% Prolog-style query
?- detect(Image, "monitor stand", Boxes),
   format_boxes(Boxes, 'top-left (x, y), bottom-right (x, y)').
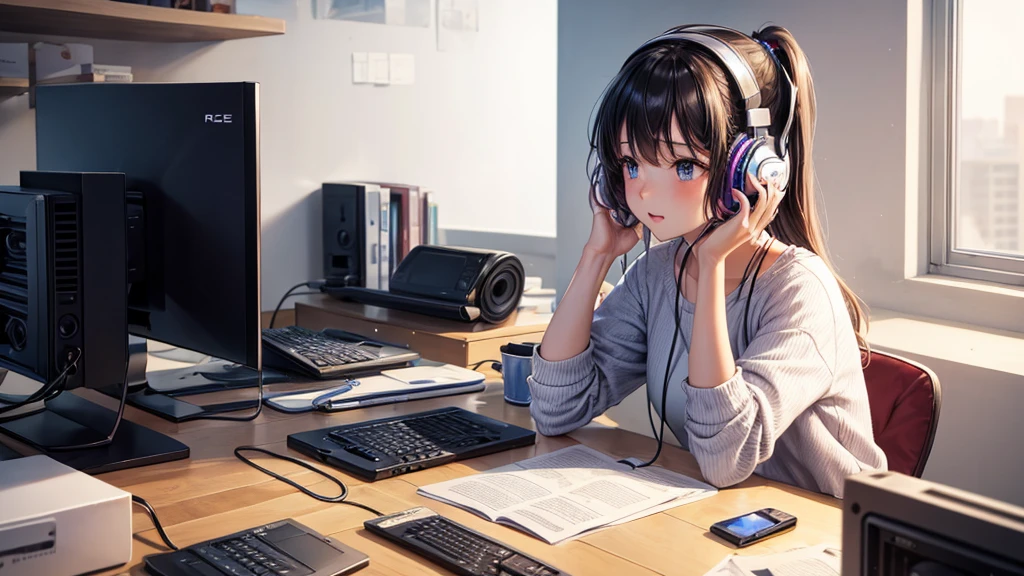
top-left (0, 393), bottom-right (189, 474)
top-left (97, 336), bottom-right (283, 423)
top-left (0, 337), bottom-right (189, 474)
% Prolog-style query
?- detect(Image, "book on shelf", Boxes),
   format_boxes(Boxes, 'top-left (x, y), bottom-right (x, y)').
top-left (42, 63), bottom-right (132, 80)
top-left (422, 189), bottom-right (439, 245)
top-left (37, 73), bottom-right (133, 85)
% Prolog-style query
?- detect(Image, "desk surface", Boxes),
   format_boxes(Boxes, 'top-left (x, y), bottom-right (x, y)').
top-left (32, 373), bottom-right (842, 576)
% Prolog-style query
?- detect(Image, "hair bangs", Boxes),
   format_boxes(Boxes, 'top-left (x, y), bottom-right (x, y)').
top-left (591, 44), bottom-right (735, 212)
top-left (603, 47), bottom-right (720, 168)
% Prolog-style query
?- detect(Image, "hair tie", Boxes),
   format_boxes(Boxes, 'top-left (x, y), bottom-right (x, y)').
top-left (757, 38), bottom-right (784, 68)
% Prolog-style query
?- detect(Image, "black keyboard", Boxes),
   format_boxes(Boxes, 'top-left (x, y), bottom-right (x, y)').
top-left (288, 407), bottom-right (536, 481)
top-left (364, 508), bottom-right (568, 576)
top-left (329, 409), bottom-right (498, 460)
top-left (261, 326), bottom-right (419, 379)
top-left (144, 519), bottom-right (368, 576)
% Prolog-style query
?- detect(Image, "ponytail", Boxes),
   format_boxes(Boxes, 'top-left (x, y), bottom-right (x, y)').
top-left (755, 26), bottom-right (870, 355)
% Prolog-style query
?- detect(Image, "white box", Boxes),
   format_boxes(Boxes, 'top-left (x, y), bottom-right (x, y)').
top-left (34, 43), bottom-right (94, 80)
top-left (0, 455), bottom-right (132, 576)
top-left (0, 43), bottom-right (29, 79)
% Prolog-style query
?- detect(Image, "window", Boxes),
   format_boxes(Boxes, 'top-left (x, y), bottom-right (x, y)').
top-left (930, 0), bottom-right (1024, 286)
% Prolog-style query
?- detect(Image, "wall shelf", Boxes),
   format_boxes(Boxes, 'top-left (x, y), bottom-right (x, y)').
top-left (0, 0), bottom-right (285, 43)
top-left (0, 77), bottom-right (30, 100)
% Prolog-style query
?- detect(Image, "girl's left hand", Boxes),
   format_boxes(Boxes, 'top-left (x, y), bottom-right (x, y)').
top-left (698, 174), bottom-right (784, 264)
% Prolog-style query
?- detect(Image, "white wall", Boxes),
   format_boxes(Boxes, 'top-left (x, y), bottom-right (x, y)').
top-left (557, 0), bottom-right (1024, 506)
top-left (0, 0), bottom-right (558, 309)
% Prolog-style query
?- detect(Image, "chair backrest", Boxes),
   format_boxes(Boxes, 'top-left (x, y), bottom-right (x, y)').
top-left (861, 349), bottom-right (941, 477)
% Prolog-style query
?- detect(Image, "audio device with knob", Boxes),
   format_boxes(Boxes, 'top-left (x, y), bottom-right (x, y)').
top-left (323, 245), bottom-right (525, 324)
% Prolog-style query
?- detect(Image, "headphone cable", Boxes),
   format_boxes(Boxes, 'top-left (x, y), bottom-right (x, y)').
top-left (743, 238), bottom-right (775, 348)
top-left (638, 222), bottom-right (715, 468)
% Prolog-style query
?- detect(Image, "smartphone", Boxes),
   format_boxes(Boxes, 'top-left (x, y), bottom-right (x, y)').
top-left (710, 508), bottom-right (797, 547)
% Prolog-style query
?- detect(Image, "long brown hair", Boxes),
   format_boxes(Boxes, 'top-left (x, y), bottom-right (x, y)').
top-left (589, 24), bottom-right (869, 349)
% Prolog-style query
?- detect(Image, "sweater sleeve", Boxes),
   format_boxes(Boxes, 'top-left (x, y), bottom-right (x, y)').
top-left (527, 257), bottom-right (649, 437)
top-left (682, 270), bottom-right (840, 488)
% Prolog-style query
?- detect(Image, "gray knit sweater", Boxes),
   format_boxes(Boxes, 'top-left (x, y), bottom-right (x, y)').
top-left (527, 238), bottom-right (887, 498)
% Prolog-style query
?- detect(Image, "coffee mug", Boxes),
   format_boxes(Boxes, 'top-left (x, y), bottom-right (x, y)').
top-left (500, 342), bottom-right (535, 406)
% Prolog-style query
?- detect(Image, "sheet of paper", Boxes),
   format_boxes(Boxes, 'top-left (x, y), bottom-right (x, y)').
top-left (388, 53), bottom-right (415, 85)
top-left (368, 52), bottom-right (389, 84)
top-left (352, 52), bottom-right (369, 84)
top-left (704, 544), bottom-right (842, 576)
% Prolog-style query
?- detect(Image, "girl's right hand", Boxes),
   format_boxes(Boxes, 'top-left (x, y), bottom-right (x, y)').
top-left (584, 202), bottom-right (643, 259)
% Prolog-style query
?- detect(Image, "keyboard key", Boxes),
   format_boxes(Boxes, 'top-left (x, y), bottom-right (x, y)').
top-left (263, 326), bottom-right (400, 377)
top-left (146, 519), bottom-right (363, 576)
top-left (184, 557), bottom-right (224, 576)
top-left (365, 508), bottom-right (567, 576)
top-left (195, 546), bottom-right (251, 576)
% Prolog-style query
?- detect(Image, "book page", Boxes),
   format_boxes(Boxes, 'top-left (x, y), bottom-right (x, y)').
top-left (417, 445), bottom-right (717, 544)
top-left (705, 545), bottom-right (842, 576)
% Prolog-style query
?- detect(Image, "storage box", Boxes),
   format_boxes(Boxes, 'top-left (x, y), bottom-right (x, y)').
top-left (0, 455), bottom-right (131, 576)
top-left (296, 294), bottom-right (549, 367)
top-left (35, 43), bottom-right (94, 80)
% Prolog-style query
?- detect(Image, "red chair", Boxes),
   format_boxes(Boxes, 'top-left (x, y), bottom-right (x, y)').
top-left (861, 349), bottom-right (942, 478)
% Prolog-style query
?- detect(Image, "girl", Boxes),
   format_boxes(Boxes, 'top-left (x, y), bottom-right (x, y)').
top-left (527, 24), bottom-right (886, 498)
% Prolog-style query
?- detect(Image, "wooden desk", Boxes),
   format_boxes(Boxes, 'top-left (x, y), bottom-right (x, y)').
top-left (296, 294), bottom-right (550, 368)
top-left (16, 377), bottom-right (843, 576)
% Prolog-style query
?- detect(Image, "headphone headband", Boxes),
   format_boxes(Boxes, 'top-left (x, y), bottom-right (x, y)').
top-left (624, 25), bottom-right (797, 157)
top-left (594, 24), bottom-right (800, 227)
top-left (627, 29), bottom-right (763, 115)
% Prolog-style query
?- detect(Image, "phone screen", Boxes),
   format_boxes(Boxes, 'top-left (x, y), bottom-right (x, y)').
top-left (724, 512), bottom-right (775, 537)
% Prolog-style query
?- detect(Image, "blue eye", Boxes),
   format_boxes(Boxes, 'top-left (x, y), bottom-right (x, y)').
top-left (677, 160), bottom-right (696, 181)
top-left (622, 158), bottom-right (639, 179)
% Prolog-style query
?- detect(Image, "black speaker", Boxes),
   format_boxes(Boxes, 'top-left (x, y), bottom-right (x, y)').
top-left (323, 182), bottom-right (382, 289)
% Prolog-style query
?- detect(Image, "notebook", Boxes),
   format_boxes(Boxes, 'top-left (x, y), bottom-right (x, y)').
top-left (264, 364), bottom-right (486, 413)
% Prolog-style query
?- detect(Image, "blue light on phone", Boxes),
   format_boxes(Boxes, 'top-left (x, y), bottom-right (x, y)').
top-left (725, 513), bottom-right (774, 537)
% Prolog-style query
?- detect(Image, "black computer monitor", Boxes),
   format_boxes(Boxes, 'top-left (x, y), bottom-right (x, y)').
top-left (34, 82), bottom-right (262, 371)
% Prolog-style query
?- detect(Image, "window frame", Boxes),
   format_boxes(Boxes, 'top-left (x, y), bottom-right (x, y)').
top-left (928, 0), bottom-right (1024, 286)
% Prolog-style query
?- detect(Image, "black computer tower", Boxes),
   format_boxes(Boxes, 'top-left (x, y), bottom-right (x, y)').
top-left (0, 171), bottom-right (126, 390)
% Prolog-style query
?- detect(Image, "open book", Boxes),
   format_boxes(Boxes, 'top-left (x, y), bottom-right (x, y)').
top-left (417, 444), bottom-right (717, 544)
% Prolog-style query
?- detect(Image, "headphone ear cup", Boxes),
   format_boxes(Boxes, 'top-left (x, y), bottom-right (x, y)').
top-left (592, 164), bottom-right (639, 228)
top-left (592, 164), bottom-right (614, 210)
top-left (720, 134), bottom-right (757, 216)
top-left (744, 140), bottom-right (789, 198)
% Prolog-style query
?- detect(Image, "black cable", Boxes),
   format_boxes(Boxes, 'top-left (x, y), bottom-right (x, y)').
top-left (636, 233), bottom-right (775, 469)
top-left (49, 352), bottom-right (131, 451)
top-left (737, 238), bottom-right (762, 304)
top-left (175, 368), bottom-right (264, 422)
top-left (742, 238), bottom-right (775, 349)
top-left (0, 348), bottom-right (81, 416)
top-left (132, 495), bottom-right (179, 551)
top-left (234, 446), bottom-right (385, 517)
top-left (469, 358), bottom-right (501, 371)
top-left (270, 281), bottom-right (325, 329)
top-left (638, 223), bottom-right (716, 468)
top-left (640, 239), bottom-right (694, 467)
top-left (173, 280), bottom-right (327, 422)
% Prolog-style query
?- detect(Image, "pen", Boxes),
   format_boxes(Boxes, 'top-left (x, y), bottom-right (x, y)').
top-left (311, 380), bottom-right (358, 409)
